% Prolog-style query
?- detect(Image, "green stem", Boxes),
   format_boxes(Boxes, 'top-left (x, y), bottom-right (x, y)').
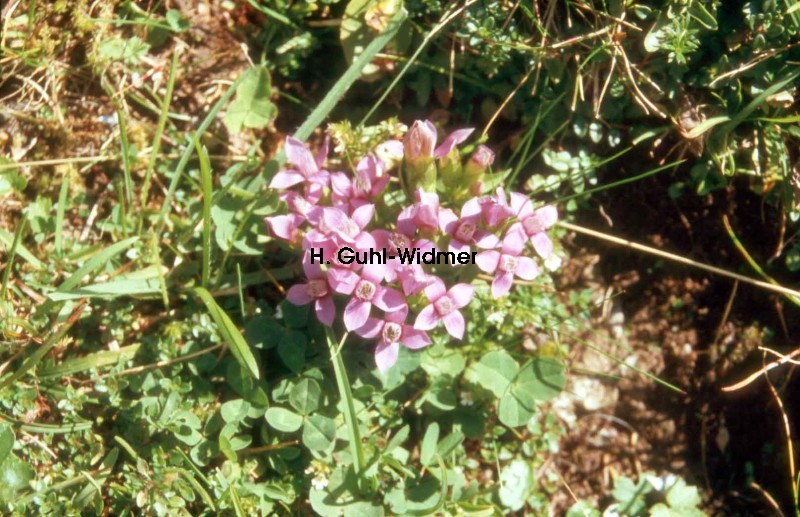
top-left (325, 328), bottom-right (365, 476)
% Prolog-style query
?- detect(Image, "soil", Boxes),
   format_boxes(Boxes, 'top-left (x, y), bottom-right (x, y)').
top-left (552, 157), bottom-right (800, 515)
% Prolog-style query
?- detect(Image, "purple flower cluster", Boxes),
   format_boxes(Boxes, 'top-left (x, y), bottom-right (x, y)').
top-left (265, 120), bottom-right (558, 372)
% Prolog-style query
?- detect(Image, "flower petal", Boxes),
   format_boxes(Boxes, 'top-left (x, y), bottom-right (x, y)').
top-left (448, 283), bottom-right (475, 308)
top-left (433, 128), bottom-right (474, 158)
top-left (501, 225), bottom-right (526, 256)
top-left (344, 299), bottom-right (371, 331)
top-left (315, 296), bottom-right (336, 326)
top-left (515, 257), bottom-right (540, 280)
top-left (442, 310), bottom-right (465, 339)
top-left (424, 277), bottom-right (447, 302)
top-left (269, 169), bottom-right (306, 189)
top-left (414, 304), bottom-right (440, 331)
top-left (375, 340), bottom-right (400, 373)
top-left (287, 284), bottom-right (313, 305)
top-left (401, 327), bottom-right (431, 349)
top-left (284, 136), bottom-right (318, 178)
top-left (373, 286), bottom-right (407, 313)
top-left (531, 232), bottom-right (554, 259)
top-left (475, 250), bottom-right (500, 273)
top-left (351, 204), bottom-right (375, 230)
top-left (355, 317), bottom-right (383, 339)
top-left (536, 205), bottom-right (558, 228)
top-left (491, 272), bottom-right (514, 298)
top-left (327, 268), bottom-right (359, 294)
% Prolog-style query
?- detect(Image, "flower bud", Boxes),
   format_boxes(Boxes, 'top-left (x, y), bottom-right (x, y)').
top-left (465, 145), bottom-right (494, 178)
top-left (403, 120), bottom-right (438, 192)
top-left (404, 120), bottom-right (437, 165)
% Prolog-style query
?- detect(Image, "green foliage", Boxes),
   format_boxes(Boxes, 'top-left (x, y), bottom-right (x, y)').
top-left (223, 66), bottom-right (278, 134)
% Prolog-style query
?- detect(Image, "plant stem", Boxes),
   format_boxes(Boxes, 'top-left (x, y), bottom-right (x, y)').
top-left (325, 328), bottom-right (365, 476)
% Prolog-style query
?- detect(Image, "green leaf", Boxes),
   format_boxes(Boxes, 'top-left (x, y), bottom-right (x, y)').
top-left (221, 399), bottom-right (252, 424)
top-left (0, 424), bottom-right (14, 465)
top-left (510, 357), bottom-right (566, 408)
top-left (497, 393), bottom-right (534, 428)
top-left (0, 455), bottom-right (34, 503)
top-left (0, 159), bottom-right (26, 195)
top-left (98, 36), bottom-right (150, 65)
top-left (302, 414), bottom-right (336, 453)
top-left (223, 66), bottom-right (277, 134)
top-left (436, 430), bottom-right (464, 458)
top-left (419, 422), bottom-right (439, 467)
top-left (193, 287), bottom-right (260, 379)
top-left (665, 478), bottom-right (702, 509)
top-left (465, 350), bottom-right (519, 397)
top-left (278, 330), bottom-right (307, 373)
top-left (787, 244), bottom-right (800, 272)
top-left (498, 460), bottom-right (532, 512)
top-left (289, 378), bottom-right (321, 415)
top-left (265, 407), bottom-right (303, 433)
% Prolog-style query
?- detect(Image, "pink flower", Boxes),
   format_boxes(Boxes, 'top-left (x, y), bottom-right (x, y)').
top-left (328, 263), bottom-right (407, 331)
top-left (265, 214), bottom-right (305, 245)
top-left (509, 193), bottom-right (558, 259)
top-left (466, 144), bottom-right (495, 172)
top-left (330, 154), bottom-right (390, 208)
top-left (356, 308), bottom-right (431, 372)
top-left (281, 182), bottom-right (323, 217)
top-left (286, 253), bottom-right (336, 326)
top-left (475, 188), bottom-right (515, 228)
top-left (475, 226), bottom-right (539, 298)
top-left (304, 205), bottom-right (375, 249)
top-left (434, 128), bottom-right (474, 159)
top-left (372, 228), bottom-right (436, 295)
top-left (404, 120), bottom-right (438, 165)
top-left (269, 137), bottom-right (331, 189)
top-left (397, 189), bottom-right (442, 235)
top-left (414, 278), bottom-right (474, 340)
top-left (439, 199), bottom-right (500, 254)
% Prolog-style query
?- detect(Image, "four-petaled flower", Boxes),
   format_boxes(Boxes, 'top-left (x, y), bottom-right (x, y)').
top-left (286, 253), bottom-right (336, 326)
top-left (328, 263), bottom-right (407, 331)
top-left (414, 279), bottom-right (474, 340)
top-left (269, 136), bottom-right (331, 189)
top-left (356, 308), bottom-right (432, 372)
top-left (508, 192), bottom-right (558, 259)
top-left (476, 226), bottom-right (540, 298)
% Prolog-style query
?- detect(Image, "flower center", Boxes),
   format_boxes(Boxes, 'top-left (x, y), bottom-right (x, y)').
top-left (355, 280), bottom-right (377, 301)
top-left (434, 296), bottom-right (454, 316)
top-left (388, 232), bottom-right (410, 250)
top-left (499, 254), bottom-right (518, 273)
top-left (306, 279), bottom-right (328, 298)
top-left (382, 322), bottom-right (402, 343)
top-left (454, 221), bottom-right (475, 241)
top-left (523, 215), bottom-right (545, 235)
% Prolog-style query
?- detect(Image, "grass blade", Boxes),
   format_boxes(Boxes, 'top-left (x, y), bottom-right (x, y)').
top-left (295, 8), bottom-right (407, 140)
top-left (141, 50), bottom-right (179, 208)
top-left (193, 287), bottom-right (260, 379)
top-left (55, 174), bottom-right (69, 254)
top-left (155, 73), bottom-right (246, 236)
top-left (0, 217), bottom-right (26, 303)
top-left (0, 301), bottom-right (87, 390)
top-left (0, 228), bottom-right (42, 270)
top-left (195, 138), bottom-right (213, 288)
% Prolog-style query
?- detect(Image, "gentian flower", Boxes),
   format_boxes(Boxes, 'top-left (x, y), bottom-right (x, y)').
top-left (508, 193), bottom-right (558, 259)
top-left (330, 153), bottom-right (390, 208)
top-left (397, 189), bottom-right (442, 235)
top-left (328, 263), bottom-right (407, 331)
top-left (286, 253), bottom-right (336, 325)
top-left (475, 226), bottom-right (540, 298)
top-left (439, 199), bottom-right (500, 254)
top-left (356, 307), bottom-right (431, 373)
top-left (414, 278), bottom-right (474, 340)
top-left (269, 136), bottom-right (331, 189)
top-left (265, 214), bottom-right (305, 245)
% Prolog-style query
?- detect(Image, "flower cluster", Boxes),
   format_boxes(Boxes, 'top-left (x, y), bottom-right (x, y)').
top-left (265, 121), bottom-right (558, 372)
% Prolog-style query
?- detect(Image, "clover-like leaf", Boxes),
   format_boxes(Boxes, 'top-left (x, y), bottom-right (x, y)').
top-left (223, 66), bottom-right (277, 134)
